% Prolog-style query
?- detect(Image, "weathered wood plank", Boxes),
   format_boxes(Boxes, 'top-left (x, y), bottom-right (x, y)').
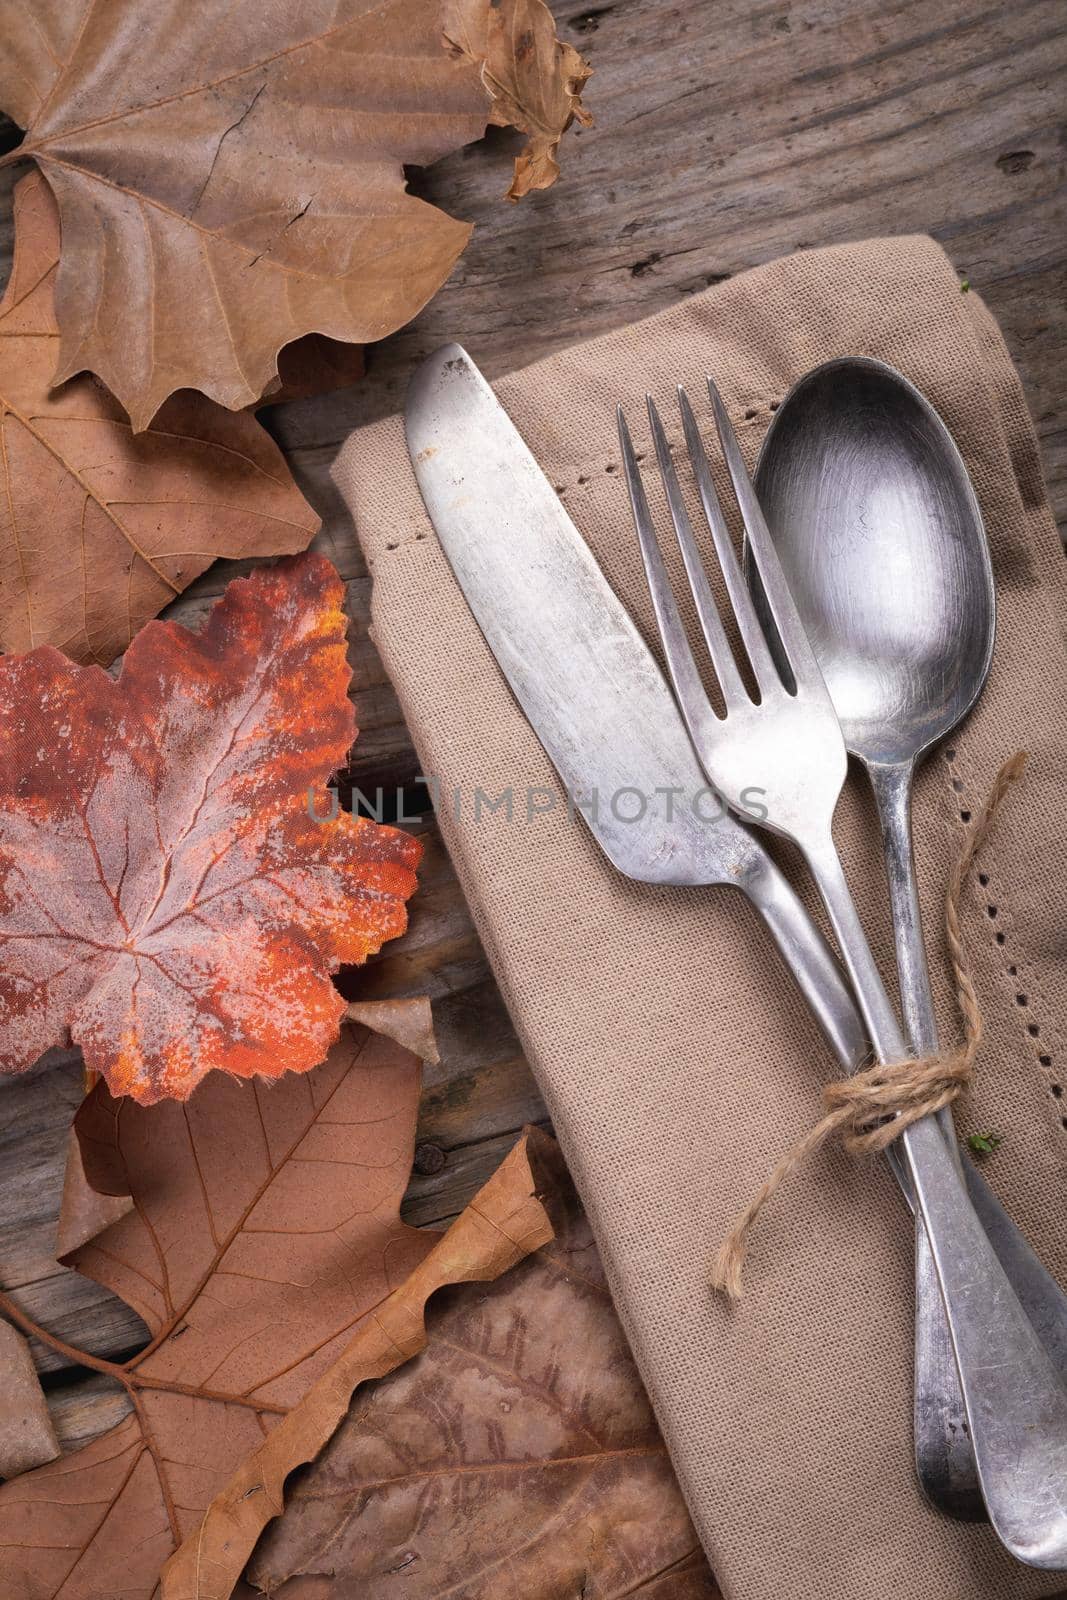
top-left (0, 0), bottom-right (1064, 1451)
top-left (403, 1124), bottom-right (552, 1228)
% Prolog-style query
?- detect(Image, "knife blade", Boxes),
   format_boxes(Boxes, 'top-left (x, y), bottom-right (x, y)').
top-left (405, 343), bottom-right (759, 890)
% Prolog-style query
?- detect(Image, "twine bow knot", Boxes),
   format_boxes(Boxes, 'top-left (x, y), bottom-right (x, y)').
top-left (711, 751), bottom-right (1027, 1300)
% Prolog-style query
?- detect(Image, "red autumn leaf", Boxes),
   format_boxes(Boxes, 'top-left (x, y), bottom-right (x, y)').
top-left (0, 552), bottom-right (419, 1104)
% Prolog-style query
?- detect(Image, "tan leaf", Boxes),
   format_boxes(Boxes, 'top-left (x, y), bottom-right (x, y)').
top-left (245, 1130), bottom-right (719, 1599)
top-left (259, 335), bottom-right (366, 409)
top-left (0, 1319), bottom-right (59, 1479)
top-left (346, 997), bottom-right (440, 1065)
top-left (0, 170), bottom-right (318, 664)
top-left (443, 0), bottom-right (593, 199)
top-left (54, 1124), bottom-right (134, 1259)
top-left (0, 1), bottom-right (586, 428)
top-left (161, 1133), bottom-right (553, 1599)
top-left (0, 1019), bottom-right (438, 1596)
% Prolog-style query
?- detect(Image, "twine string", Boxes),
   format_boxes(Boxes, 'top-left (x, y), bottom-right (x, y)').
top-left (711, 750), bottom-right (1029, 1300)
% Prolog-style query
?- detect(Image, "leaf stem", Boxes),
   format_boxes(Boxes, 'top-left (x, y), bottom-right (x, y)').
top-left (0, 1287), bottom-right (116, 1378)
top-left (0, 1289), bottom-right (286, 1414)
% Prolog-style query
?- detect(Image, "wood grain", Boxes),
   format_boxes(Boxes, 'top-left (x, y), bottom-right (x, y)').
top-left (1, 0), bottom-right (1064, 1458)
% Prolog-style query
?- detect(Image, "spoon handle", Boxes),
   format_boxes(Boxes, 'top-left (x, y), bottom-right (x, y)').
top-left (867, 761), bottom-right (950, 1067)
top-left (871, 757), bottom-right (1067, 1532)
top-left (867, 759), bottom-right (983, 1515)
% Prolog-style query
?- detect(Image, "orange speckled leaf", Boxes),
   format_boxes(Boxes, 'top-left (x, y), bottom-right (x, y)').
top-left (0, 552), bottom-right (419, 1103)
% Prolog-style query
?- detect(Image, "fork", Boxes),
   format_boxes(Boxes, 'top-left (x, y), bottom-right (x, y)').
top-left (617, 380), bottom-right (1067, 1568)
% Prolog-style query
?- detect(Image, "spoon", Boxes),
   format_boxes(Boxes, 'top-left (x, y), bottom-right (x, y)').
top-left (752, 356), bottom-right (1067, 1521)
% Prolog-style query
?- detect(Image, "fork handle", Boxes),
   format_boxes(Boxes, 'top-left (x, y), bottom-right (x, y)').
top-left (755, 845), bottom-right (988, 1518)
top-left (801, 826), bottom-right (1067, 1568)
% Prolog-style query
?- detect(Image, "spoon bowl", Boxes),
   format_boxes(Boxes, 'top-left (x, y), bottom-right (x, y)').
top-left (754, 358), bottom-right (994, 764)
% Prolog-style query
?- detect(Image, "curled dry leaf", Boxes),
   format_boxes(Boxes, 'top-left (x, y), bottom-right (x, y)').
top-left (346, 997), bottom-right (440, 1066)
top-left (161, 1133), bottom-right (554, 1600)
top-left (0, 1319), bottom-right (59, 1480)
top-left (443, 0), bottom-right (594, 199)
top-left (259, 336), bottom-right (366, 410)
top-left (246, 1130), bottom-right (718, 1599)
top-left (0, 0), bottom-right (589, 428)
top-left (0, 552), bottom-right (419, 1104)
top-left (0, 170), bottom-right (319, 665)
top-left (0, 1017), bottom-right (437, 1598)
top-left (54, 1123), bottom-right (134, 1259)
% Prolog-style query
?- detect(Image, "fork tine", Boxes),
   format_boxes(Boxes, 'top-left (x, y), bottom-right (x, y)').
top-left (677, 388), bottom-right (782, 699)
top-left (645, 398), bottom-right (747, 708)
top-left (617, 406), bottom-right (724, 748)
top-left (704, 377), bottom-right (825, 691)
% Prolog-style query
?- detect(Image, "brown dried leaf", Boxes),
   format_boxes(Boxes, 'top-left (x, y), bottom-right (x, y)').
top-left (0, 1319), bottom-right (59, 1479)
top-left (0, 171), bottom-right (318, 665)
top-left (54, 1123), bottom-right (134, 1259)
top-left (0, 552), bottom-right (419, 1104)
top-left (443, 0), bottom-right (593, 199)
top-left (0, 1018), bottom-right (438, 1596)
top-left (346, 998), bottom-right (440, 1065)
top-left (0, 0), bottom-right (587, 428)
top-left (245, 1131), bottom-right (719, 1600)
top-left (161, 1133), bottom-right (554, 1599)
top-left (259, 337), bottom-right (366, 410)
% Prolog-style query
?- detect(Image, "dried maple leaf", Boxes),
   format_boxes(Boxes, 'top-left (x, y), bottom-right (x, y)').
top-left (162, 1132), bottom-right (554, 1599)
top-left (443, 0), bottom-right (594, 199)
top-left (0, 170), bottom-right (319, 665)
top-left (0, 1032), bottom-right (549, 1600)
top-left (239, 1133), bottom-right (720, 1600)
top-left (0, 0), bottom-right (589, 429)
top-left (0, 551), bottom-right (419, 1104)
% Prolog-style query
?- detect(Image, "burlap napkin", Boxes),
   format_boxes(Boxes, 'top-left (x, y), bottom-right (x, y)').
top-left (333, 236), bottom-right (1067, 1600)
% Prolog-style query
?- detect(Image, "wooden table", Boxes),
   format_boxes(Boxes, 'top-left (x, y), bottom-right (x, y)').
top-left (1, 0), bottom-right (1065, 1456)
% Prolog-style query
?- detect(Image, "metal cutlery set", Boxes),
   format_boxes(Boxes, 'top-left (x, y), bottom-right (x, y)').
top-left (405, 344), bottom-right (1067, 1566)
